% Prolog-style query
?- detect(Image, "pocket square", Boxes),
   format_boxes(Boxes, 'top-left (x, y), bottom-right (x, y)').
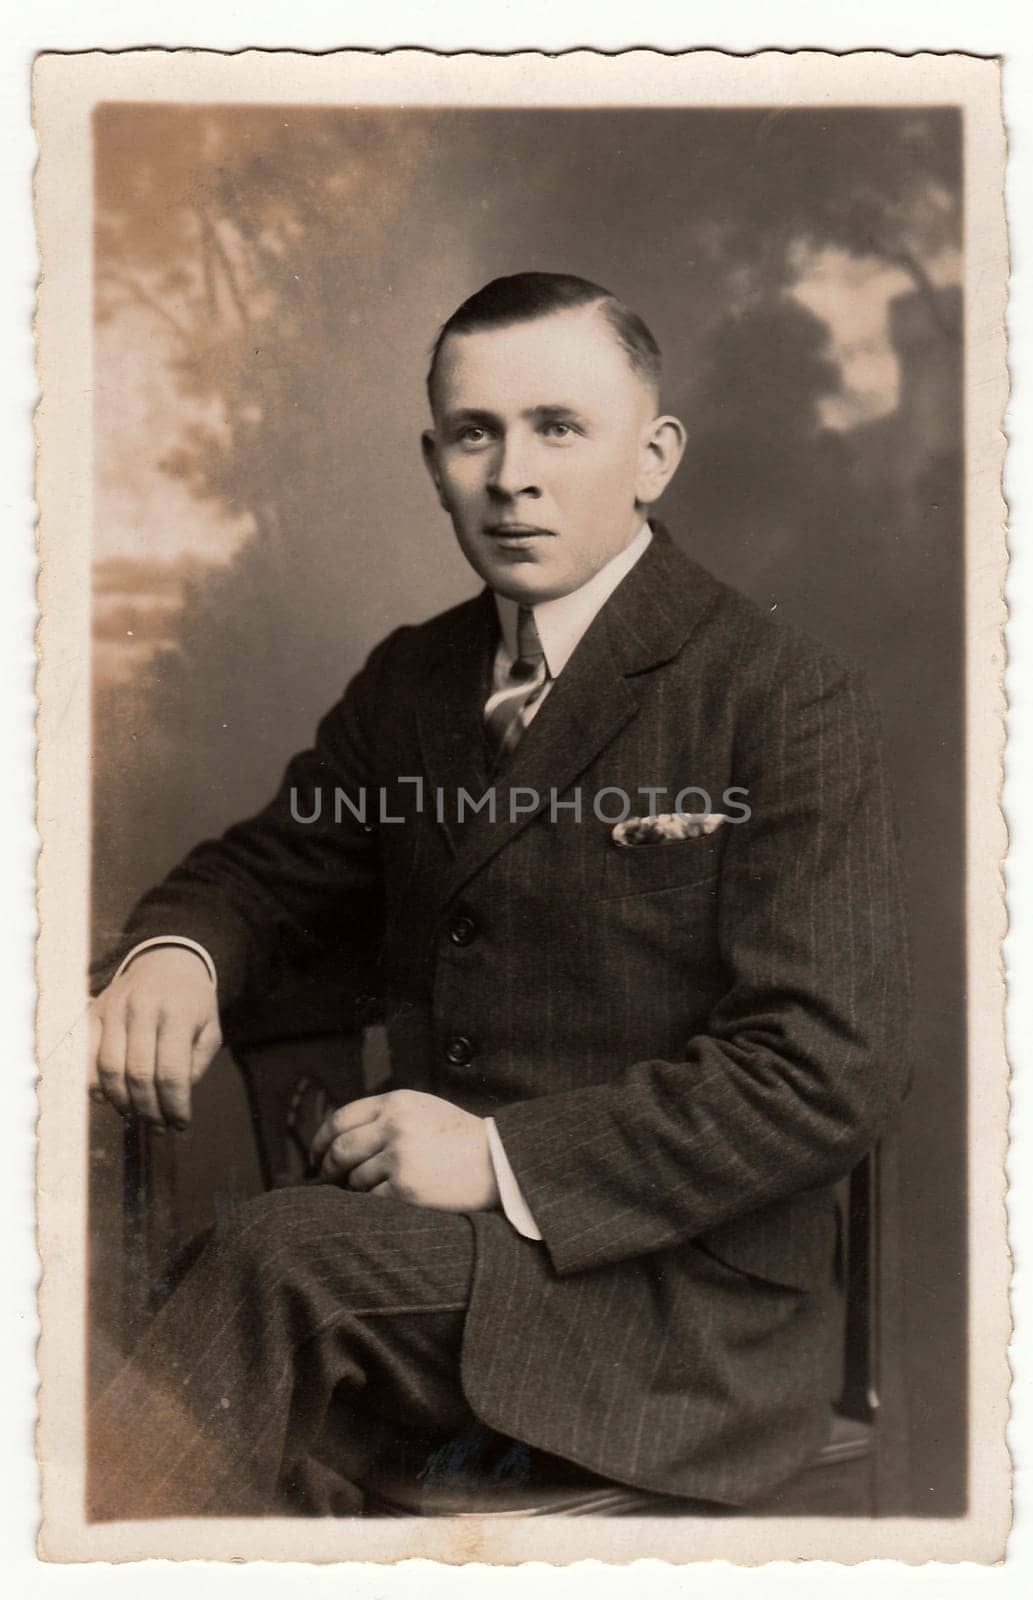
top-left (611, 812), bottom-right (728, 847)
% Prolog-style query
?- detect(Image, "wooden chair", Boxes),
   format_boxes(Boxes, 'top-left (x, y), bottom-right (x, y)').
top-left (229, 1027), bottom-right (908, 1518)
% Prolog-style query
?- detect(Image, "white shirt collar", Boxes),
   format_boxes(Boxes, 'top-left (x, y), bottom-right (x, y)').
top-left (493, 521), bottom-right (653, 678)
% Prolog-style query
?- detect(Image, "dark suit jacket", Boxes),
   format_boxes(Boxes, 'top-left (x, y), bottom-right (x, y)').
top-left (98, 525), bottom-right (911, 1505)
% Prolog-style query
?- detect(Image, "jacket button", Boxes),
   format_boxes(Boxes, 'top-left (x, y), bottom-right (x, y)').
top-left (445, 1035), bottom-right (473, 1066)
top-left (449, 914), bottom-right (476, 947)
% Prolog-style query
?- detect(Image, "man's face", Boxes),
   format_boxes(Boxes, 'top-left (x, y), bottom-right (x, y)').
top-left (424, 307), bottom-right (664, 603)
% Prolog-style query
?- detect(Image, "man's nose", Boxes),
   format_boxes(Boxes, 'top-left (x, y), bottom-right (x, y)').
top-left (488, 436), bottom-right (541, 499)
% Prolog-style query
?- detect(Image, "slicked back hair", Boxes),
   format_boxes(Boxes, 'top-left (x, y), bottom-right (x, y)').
top-left (426, 272), bottom-right (662, 410)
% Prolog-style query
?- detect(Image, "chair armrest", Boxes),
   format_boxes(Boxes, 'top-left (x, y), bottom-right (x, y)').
top-left (232, 1034), bottom-right (368, 1190)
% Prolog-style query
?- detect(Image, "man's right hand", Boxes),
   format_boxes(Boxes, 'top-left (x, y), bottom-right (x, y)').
top-left (88, 948), bottom-right (223, 1130)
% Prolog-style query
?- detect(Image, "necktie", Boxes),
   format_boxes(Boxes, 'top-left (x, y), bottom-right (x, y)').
top-left (484, 605), bottom-right (549, 769)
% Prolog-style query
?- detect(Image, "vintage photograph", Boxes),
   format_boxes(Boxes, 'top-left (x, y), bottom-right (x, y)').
top-left (34, 50), bottom-right (1009, 1563)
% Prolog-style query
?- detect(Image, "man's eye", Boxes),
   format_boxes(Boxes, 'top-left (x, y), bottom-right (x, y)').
top-left (458, 426), bottom-right (490, 445)
top-left (542, 422), bottom-right (575, 439)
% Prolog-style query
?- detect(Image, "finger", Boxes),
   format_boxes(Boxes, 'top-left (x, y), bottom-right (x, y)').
top-left (310, 1114), bottom-right (336, 1164)
top-left (319, 1123), bottom-right (388, 1183)
top-left (310, 1095), bottom-right (383, 1162)
top-left (191, 1015), bottom-right (223, 1079)
top-left (345, 1150), bottom-right (392, 1192)
top-left (180, 1018), bottom-right (222, 1127)
top-left (87, 1010), bottom-right (104, 1097)
top-left (370, 1181), bottom-right (393, 1197)
top-left (96, 1008), bottom-right (131, 1116)
top-left (154, 1017), bottom-right (195, 1129)
top-left (123, 1007), bottom-right (164, 1126)
top-left (336, 1122), bottom-right (389, 1172)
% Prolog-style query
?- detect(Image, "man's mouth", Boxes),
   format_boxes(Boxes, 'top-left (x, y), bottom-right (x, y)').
top-left (484, 523), bottom-right (556, 541)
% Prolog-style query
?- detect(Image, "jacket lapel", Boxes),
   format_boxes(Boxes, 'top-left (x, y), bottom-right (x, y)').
top-left (414, 589), bottom-right (498, 855)
top-left (434, 527), bottom-right (721, 905)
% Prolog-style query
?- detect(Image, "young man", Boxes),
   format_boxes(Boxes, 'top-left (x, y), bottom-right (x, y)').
top-left (88, 273), bottom-right (910, 1518)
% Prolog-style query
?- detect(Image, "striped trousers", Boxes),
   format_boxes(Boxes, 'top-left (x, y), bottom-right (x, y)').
top-left (88, 1186), bottom-right (482, 1519)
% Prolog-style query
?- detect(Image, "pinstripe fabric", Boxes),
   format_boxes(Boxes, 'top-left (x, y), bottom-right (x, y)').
top-left (95, 525), bottom-right (911, 1508)
top-left (88, 1188), bottom-right (479, 1519)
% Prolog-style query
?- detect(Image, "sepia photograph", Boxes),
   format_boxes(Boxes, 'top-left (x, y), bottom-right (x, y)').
top-left (33, 49), bottom-right (1009, 1564)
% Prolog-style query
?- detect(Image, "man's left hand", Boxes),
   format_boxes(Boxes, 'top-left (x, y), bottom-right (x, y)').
top-left (310, 1089), bottom-right (501, 1212)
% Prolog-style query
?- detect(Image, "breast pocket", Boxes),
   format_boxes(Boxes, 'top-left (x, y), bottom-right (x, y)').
top-left (601, 827), bottom-right (726, 900)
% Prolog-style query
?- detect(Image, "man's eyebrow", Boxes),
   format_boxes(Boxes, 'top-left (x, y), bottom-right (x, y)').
top-left (442, 407), bottom-right (500, 427)
top-left (529, 404), bottom-right (587, 421)
top-left (440, 403), bottom-right (590, 428)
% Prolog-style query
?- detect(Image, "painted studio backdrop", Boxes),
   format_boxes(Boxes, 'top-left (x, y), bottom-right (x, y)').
top-left (90, 105), bottom-right (964, 1511)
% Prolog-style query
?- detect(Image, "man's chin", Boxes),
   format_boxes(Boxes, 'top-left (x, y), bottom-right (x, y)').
top-left (485, 569), bottom-right (574, 604)
top-left (461, 547), bottom-right (571, 604)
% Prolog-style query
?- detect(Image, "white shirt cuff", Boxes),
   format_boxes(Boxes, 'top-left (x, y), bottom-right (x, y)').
top-left (485, 1117), bottom-right (542, 1241)
top-left (114, 936), bottom-right (218, 988)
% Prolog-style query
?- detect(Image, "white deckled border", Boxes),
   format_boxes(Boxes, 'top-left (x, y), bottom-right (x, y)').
top-left (33, 47), bottom-right (1010, 1565)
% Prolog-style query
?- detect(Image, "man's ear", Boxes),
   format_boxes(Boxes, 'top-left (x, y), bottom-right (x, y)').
top-left (421, 430), bottom-right (449, 511)
top-left (636, 415), bottom-right (687, 506)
